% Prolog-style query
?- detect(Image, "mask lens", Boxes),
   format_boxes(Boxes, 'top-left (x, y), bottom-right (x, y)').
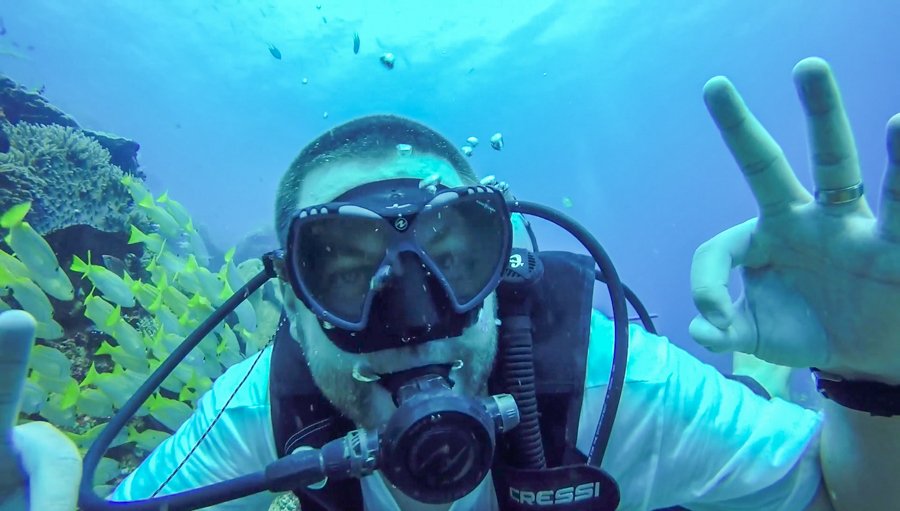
top-left (415, 195), bottom-right (508, 305)
top-left (293, 216), bottom-right (390, 323)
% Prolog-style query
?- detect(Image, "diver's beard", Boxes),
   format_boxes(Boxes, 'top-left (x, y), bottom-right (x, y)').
top-left (290, 294), bottom-right (499, 430)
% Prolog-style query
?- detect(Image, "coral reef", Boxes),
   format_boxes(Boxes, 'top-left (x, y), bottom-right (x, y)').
top-left (0, 75), bottom-right (141, 176)
top-left (0, 122), bottom-right (135, 235)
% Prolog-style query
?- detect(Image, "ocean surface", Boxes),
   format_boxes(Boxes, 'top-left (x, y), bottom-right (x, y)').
top-left (2, 0), bottom-right (899, 371)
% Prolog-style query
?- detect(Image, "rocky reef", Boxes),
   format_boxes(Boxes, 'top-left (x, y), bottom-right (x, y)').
top-left (0, 75), bottom-right (141, 176)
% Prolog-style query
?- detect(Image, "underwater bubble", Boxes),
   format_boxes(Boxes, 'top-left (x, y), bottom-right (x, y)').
top-left (490, 132), bottom-right (503, 151)
top-left (460, 145), bottom-right (473, 157)
top-left (396, 143), bottom-right (412, 156)
top-left (466, 136), bottom-right (479, 147)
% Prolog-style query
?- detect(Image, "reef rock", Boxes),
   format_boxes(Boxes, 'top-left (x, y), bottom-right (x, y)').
top-left (0, 76), bottom-right (141, 176)
top-left (0, 75), bottom-right (147, 238)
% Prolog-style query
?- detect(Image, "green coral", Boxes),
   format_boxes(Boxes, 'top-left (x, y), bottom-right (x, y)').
top-left (0, 121), bottom-right (133, 235)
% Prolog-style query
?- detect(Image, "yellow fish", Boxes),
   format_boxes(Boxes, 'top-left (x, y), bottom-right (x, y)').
top-left (40, 392), bottom-right (77, 429)
top-left (75, 388), bottom-right (114, 419)
top-left (65, 424), bottom-right (127, 451)
top-left (84, 292), bottom-right (117, 337)
top-left (95, 340), bottom-right (149, 374)
top-left (0, 263), bottom-right (54, 322)
top-left (145, 358), bottom-right (190, 394)
top-left (71, 252), bottom-right (136, 307)
top-left (121, 174), bottom-right (152, 204)
top-left (156, 191), bottom-right (192, 229)
top-left (146, 392), bottom-right (193, 431)
top-left (127, 224), bottom-right (165, 253)
top-left (1, 203), bottom-right (74, 300)
top-left (20, 379), bottom-right (47, 415)
top-left (126, 425), bottom-right (170, 452)
top-left (103, 305), bottom-right (146, 358)
top-left (138, 196), bottom-right (183, 239)
top-left (124, 274), bottom-right (160, 311)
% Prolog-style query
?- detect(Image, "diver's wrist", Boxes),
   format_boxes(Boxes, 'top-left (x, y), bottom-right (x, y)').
top-left (812, 368), bottom-right (900, 417)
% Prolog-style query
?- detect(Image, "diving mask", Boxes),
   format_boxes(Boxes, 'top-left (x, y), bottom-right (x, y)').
top-left (284, 178), bottom-right (512, 353)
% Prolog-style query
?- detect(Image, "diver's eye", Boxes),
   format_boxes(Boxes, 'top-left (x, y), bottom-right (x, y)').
top-left (337, 270), bottom-right (367, 286)
top-left (435, 252), bottom-right (456, 271)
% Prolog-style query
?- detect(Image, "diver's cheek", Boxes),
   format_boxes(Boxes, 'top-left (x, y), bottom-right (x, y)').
top-left (281, 285), bottom-right (308, 343)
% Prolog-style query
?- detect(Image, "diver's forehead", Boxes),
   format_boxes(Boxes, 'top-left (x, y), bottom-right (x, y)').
top-left (298, 154), bottom-right (465, 208)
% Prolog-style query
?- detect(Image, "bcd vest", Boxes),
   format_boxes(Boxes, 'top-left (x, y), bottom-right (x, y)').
top-left (268, 251), bottom-right (751, 510)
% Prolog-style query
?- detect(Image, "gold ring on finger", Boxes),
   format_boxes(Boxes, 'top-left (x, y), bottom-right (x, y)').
top-left (814, 182), bottom-right (864, 205)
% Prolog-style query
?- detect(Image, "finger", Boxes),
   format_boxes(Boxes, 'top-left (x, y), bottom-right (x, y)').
top-left (690, 218), bottom-right (758, 329)
top-left (877, 113), bottom-right (900, 241)
top-left (704, 76), bottom-right (812, 216)
top-left (793, 58), bottom-right (866, 203)
top-left (13, 422), bottom-right (82, 511)
top-left (0, 311), bottom-right (35, 496)
top-left (688, 307), bottom-right (757, 355)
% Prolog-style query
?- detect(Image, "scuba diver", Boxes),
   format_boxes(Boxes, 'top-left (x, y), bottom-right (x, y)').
top-left (1, 57), bottom-right (899, 511)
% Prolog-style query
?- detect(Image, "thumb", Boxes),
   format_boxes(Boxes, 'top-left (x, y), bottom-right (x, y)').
top-left (688, 295), bottom-right (759, 354)
top-left (14, 422), bottom-right (82, 511)
top-left (0, 310), bottom-right (34, 497)
top-left (690, 218), bottom-right (758, 329)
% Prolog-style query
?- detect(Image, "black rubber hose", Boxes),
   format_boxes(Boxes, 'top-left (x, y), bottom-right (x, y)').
top-left (595, 270), bottom-right (657, 335)
top-left (498, 315), bottom-right (546, 469)
top-left (509, 201), bottom-right (628, 468)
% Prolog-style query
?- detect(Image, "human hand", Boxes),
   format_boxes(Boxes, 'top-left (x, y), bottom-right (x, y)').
top-left (689, 57), bottom-right (900, 384)
top-left (0, 310), bottom-right (82, 511)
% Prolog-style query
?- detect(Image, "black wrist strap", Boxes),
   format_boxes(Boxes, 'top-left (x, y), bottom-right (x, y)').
top-left (812, 368), bottom-right (900, 417)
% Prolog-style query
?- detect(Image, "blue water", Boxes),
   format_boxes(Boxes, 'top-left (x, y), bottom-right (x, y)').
top-left (2, 0), bottom-right (898, 370)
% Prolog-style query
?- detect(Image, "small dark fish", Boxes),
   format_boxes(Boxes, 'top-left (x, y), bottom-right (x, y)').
top-left (36, 85), bottom-right (45, 95)
top-left (322, 16), bottom-right (327, 24)
top-left (0, 18), bottom-right (6, 36)
top-left (268, 44), bottom-right (282, 60)
top-left (0, 129), bottom-right (9, 154)
top-left (380, 52), bottom-right (395, 70)
top-left (101, 255), bottom-right (127, 278)
top-left (353, 31), bottom-right (360, 54)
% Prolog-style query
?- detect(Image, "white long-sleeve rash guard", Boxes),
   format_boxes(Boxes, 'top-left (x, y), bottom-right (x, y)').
top-left (111, 311), bottom-right (823, 511)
